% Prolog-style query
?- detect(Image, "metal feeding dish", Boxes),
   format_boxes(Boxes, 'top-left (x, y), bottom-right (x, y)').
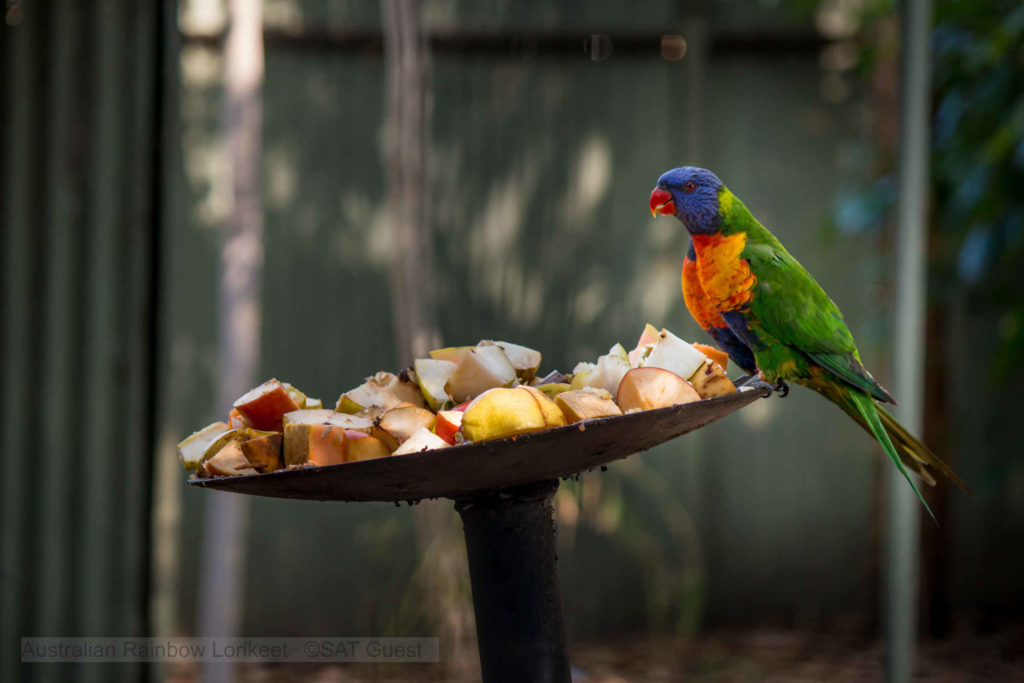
top-left (188, 384), bottom-right (770, 683)
top-left (189, 386), bottom-right (769, 502)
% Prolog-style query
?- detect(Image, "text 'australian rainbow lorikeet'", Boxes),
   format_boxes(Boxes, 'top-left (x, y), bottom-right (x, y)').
top-left (650, 166), bottom-right (968, 519)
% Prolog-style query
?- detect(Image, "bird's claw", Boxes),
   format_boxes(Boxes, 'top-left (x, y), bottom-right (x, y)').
top-left (739, 376), bottom-right (775, 395)
top-left (773, 379), bottom-right (790, 397)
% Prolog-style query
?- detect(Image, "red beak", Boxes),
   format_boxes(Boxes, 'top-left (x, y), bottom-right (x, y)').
top-left (649, 187), bottom-right (675, 216)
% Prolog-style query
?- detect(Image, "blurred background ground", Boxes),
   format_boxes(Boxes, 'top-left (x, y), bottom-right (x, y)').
top-left (157, 618), bottom-right (1024, 681)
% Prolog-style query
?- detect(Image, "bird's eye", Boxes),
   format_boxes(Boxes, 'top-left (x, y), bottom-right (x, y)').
top-left (684, 181), bottom-right (696, 193)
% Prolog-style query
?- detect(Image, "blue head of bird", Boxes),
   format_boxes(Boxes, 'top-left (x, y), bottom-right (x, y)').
top-left (649, 166), bottom-right (724, 235)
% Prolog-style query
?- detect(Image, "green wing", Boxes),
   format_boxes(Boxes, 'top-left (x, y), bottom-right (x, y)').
top-left (743, 240), bottom-right (897, 404)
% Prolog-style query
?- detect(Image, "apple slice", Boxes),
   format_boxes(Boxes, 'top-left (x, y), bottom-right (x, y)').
top-left (688, 358), bottom-right (736, 398)
top-left (414, 358), bottom-right (457, 410)
top-left (373, 405), bottom-right (436, 451)
top-left (283, 408), bottom-right (373, 432)
top-left (434, 410), bottom-right (464, 445)
top-left (282, 382), bottom-right (308, 409)
top-left (177, 421), bottom-right (230, 471)
top-left (636, 323), bottom-right (661, 348)
top-left (304, 397), bottom-right (323, 410)
top-left (284, 423), bottom-right (347, 467)
top-left (392, 426), bottom-right (452, 455)
top-left (203, 441), bottom-right (260, 477)
top-left (616, 367), bottom-right (701, 412)
top-left (445, 345), bottom-right (517, 403)
top-left (641, 328), bottom-right (708, 382)
top-left (233, 378), bottom-right (300, 431)
top-left (555, 388), bottom-right (622, 423)
top-left (240, 432), bottom-right (283, 473)
top-left (460, 386), bottom-right (566, 443)
top-left (479, 340), bottom-right (542, 381)
top-left (335, 371), bottom-right (426, 413)
top-left (345, 431), bottom-right (391, 462)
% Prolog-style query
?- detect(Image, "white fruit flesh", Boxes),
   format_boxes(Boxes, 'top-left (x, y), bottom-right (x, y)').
top-left (392, 426), bottom-right (451, 455)
top-left (178, 421), bottom-right (230, 470)
top-left (480, 340), bottom-right (542, 381)
top-left (641, 328), bottom-right (708, 381)
top-left (414, 358), bottom-right (457, 410)
top-left (445, 345), bottom-right (517, 403)
top-left (283, 409), bottom-right (373, 432)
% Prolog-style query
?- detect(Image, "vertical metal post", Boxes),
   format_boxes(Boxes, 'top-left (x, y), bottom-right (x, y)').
top-left (455, 481), bottom-right (571, 683)
top-left (889, 0), bottom-right (932, 680)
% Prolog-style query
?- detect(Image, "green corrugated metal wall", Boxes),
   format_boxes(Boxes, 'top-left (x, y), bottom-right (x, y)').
top-left (0, 2), bottom-right (165, 681)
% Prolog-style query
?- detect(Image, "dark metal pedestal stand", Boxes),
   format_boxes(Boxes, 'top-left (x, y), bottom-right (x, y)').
top-left (455, 480), bottom-right (569, 683)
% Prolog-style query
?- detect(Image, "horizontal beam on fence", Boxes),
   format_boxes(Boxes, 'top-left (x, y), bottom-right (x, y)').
top-left (180, 28), bottom-right (828, 58)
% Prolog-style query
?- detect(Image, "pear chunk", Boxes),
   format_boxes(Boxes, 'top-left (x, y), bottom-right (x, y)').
top-left (445, 345), bottom-right (517, 403)
top-left (479, 340), bottom-right (542, 381)
top-left (460, 386), bottom-right (566, 443)
top-left (688, 358), bottom-right (736, 398)
top-left (335, 371), bottom-right (426, 413)
top-left (414, 358), bottom-right (457, 410)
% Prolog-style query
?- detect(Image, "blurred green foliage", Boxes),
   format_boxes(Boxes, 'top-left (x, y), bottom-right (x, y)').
top-left (797, 0), bottom-right (1024, 378)
top-left (931, 2), bottom-right (1024, 376)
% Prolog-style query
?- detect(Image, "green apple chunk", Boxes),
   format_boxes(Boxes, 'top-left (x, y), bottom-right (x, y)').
top-left (178, 421), bottom-right (230, 471)
top-left (479, 340), bottom-right (542, 381)
top-left (641, 328), bottom-right (707, 381)
top-left (413, 358), bottom-right (457, 410)
top-left (445, 345), bottom-right (517, 403)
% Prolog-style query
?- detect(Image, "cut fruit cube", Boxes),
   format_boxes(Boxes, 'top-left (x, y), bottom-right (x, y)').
top-left (284, 423), bottom-right (347, 467)
top-left (177, 421), bottom-right (230, 471)
top-left (344, 431), bottom-right (391, 462)
top-left (283, 409), bottom-right (373, 432)
top-left (414, 358), bottom-right (457, 410)
top-left (616, 367), bottom-right (701, 412)
top-left (460, 386), bottom-right (566, 443)
top-left (445, 345), bottom-right (517, 403)
top-left (392, 426), bottom-right (451, 455)
top-left (641, 328), bottom-right (708, 382)
top-left (428, 346), bottom-right (473, 364)
top-left (692, 343), bottom-right (730, 372)
top-left (233, 378), bottom-right (301, 431)
top-left (570, 352), bottom-right (630, 396)
top-left (372, 405), bottom-right (436, 451)
top-left (479, 340), bottom-right (542, 381)
top-left (555, 388), bottom-right (623, 423)
top-left (204, 441), bottom-right (260, 477)
top-left (688, 358), bottom-right (736, 398)
top-left (434, 410), bottom-right (464, 445)
top-left (335, 371), bottom-right (426, 413)
top-left (240, 432), bottom-right (283, 473)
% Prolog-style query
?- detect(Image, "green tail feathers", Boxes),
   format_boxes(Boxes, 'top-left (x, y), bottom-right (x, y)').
top-left (848, 390), bottom-right (935, 523)
top-left (803, 378), bottom-right (971, 522)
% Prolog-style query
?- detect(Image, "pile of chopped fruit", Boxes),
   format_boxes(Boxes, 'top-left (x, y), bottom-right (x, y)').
top-left (178, 324), bottom-right (739, 478)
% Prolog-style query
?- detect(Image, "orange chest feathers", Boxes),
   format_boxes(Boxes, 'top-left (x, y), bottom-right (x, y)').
top-left (690, 232), bottom-right (757, 312)
top-left (681, 257), bottom-right (726, 330)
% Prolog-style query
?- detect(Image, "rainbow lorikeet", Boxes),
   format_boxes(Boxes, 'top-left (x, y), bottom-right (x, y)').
top-left (650, 166), bottom-right (968, 518)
